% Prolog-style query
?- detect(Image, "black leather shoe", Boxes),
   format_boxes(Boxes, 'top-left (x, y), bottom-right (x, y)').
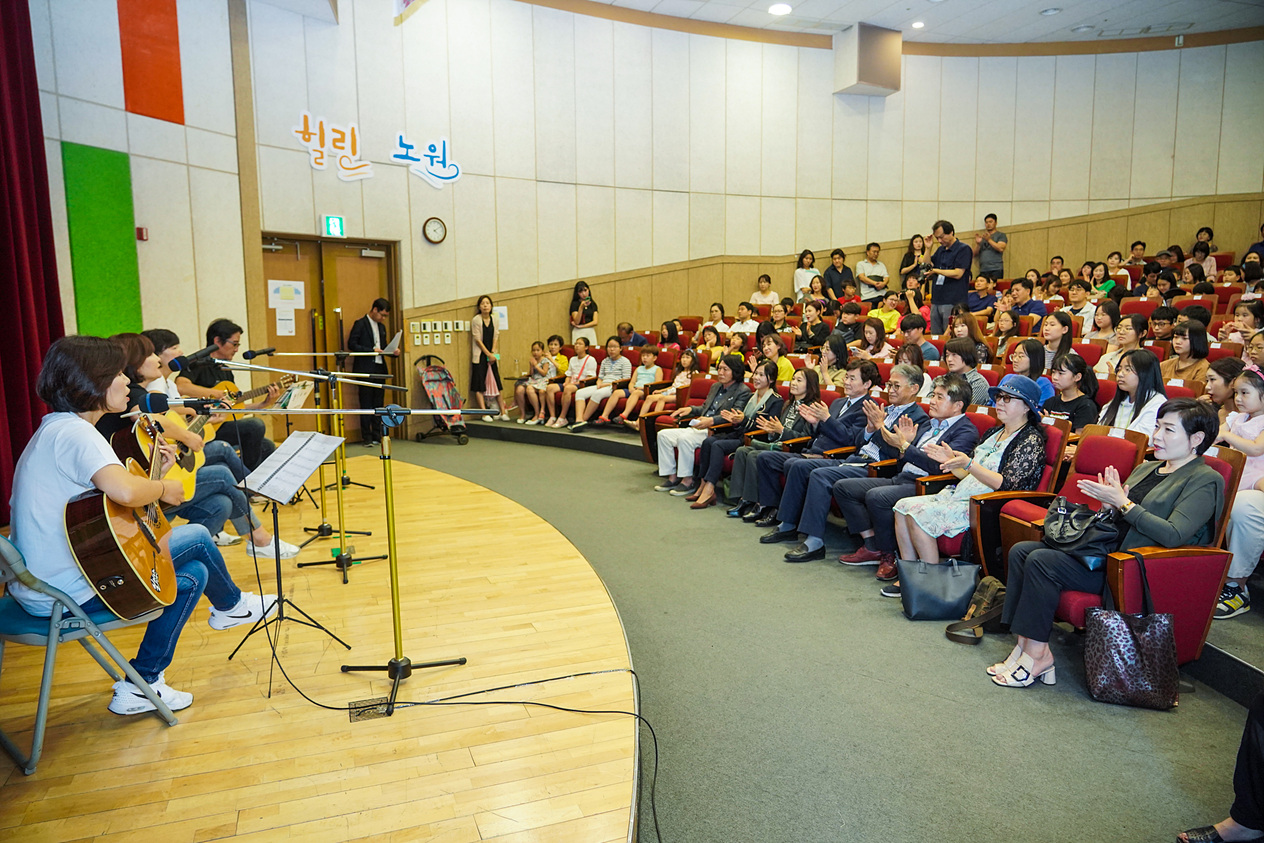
top-left (744, 505), bottom-right (771, 524)
top-left (754, 511), bottom-right (780, 528)
top-left (726, 504), bottom-right (745, 518)
top-left (784, 543), bottom-right (826, 562)
top-left (760, 528), bottom-right (799, 544)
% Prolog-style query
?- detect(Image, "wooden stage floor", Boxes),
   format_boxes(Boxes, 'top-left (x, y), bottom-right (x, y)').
top-left (0, 456), bottom-right (638, 842)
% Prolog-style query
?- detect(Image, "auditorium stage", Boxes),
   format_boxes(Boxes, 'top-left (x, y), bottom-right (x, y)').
top-left (0, 456), bottom-right (639, 842)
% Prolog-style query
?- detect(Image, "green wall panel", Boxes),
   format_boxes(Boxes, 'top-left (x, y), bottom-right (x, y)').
top-left (61, 142), bottom-right (142, 336)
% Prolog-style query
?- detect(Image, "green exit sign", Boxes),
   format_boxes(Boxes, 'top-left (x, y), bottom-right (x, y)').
top-left (322, 214), bottom-right (346, 238)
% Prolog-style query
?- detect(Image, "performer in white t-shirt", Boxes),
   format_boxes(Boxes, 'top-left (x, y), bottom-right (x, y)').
top-left (9, 336), bottom-right (276, 716)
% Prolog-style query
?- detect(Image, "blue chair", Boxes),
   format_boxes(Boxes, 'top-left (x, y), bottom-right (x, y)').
top-left (0, 535), bottom-right (178, 775)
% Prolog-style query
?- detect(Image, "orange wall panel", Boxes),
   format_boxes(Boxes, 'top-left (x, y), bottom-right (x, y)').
top-left (117, 0), bottom-right (184, 125)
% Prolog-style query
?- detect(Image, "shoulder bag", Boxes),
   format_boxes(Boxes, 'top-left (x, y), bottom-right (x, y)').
top-left (1041, 495), bottom-right (1123, 571)
top-left (897, 558), bottom-right (981, 621)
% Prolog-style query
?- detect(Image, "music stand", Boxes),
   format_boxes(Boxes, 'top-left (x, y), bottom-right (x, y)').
top-left (228, 430), bottom-right (352, 685)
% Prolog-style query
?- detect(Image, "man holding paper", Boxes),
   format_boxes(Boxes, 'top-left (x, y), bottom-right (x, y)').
top-left (349, 298), bottom-right (400, 446)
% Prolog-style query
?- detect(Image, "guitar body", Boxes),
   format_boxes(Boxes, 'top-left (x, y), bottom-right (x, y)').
top-left (65, 459), bottom-right (177, 619)
top-left (161, 411), bottom-right (207, 500)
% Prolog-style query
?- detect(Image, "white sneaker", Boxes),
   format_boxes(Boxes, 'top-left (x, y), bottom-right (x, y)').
top-left (213, 531), bottom-right (243, 547)
top-left (208, 591), bottom-right (278, 630)
top-left (108, 671), bottom-right (193, 715)
top-left (498, 412), bottom-right (512, 421)
top-left (246, 538), bottom-right (301, 559)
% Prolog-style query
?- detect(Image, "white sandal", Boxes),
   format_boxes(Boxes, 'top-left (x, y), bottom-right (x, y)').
top-left (986, 644), bottom-right (1022, 677)
top-left (991, 653), bottom-right (1056, 688)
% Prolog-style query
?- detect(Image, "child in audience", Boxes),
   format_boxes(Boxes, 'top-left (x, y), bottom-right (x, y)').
top-left (702, 303), bottom-right (730, 335)
top-left (806, 276), bottom-right (835, 314)
top-left (1044, 353), bottom-right (1099, 434)
top-left (696, 325), bottom-right (725, 365)
top-left (1221, 301), bottom-right (1264, 344)
top-left (1183, 263), bottom-right (1209, 290)
top-left (635, 348), bottom-right (700, 426)
top-left (1041, 311), bottom-right (1077, 369)
top-left (839, 280), bottom-right (862, 305)
top-left (849, 317), bottom-right (892, 361)
top-left (951, 311), bottom-right (991, 364)
top-left (546, 336), bottom-right (597, 427)
top-left (794, 250), bottom-right (821, 302)
top-left (751, 274), bottom-right (779, 306)
top-left (547, 334), bottom-right (569, 377)
top-left (1214, 370), bottom-right (1264, 620)
top-left (943, 337), bottom-right (991, 405)
top-left (605, 346), bottom-right (662, 426)
top-left (832, 302), bottom-right (863, 345)
top-left (516, 341), bottom-right (556, 425)
top-left (900, 275), bottom-right (930, 324)
top-left (1083, 299), bottom-right (1120, 344)
top-left (1061, 279), bottom-right (1097, 330)
top-left (1188, 242), bottom-right (1218, 280)
top-left (1247, 331), bottom-right (1264, 376)
top-left (569, 282), bottom-right (599, 345)
top-left (968, 275), bottom-right (998, 323)
top-left (872, 291), bottom-right (902, 334)
top-left (1161, 320), bottom-right (1211, 383)
top-left (1095, 313), bottom-right (1147, 376)
top-left (1203, 357), bottom-right (1246, 424)
top-left (1008, 338), bottom-right (1054, 406)
top-left (658, 321), bottom-right (682, 351)
top-left (1149, 305), bottom-right (1178, 341)
top-left (1097, 349), bottom-right (1167, 440)
top-left (761, 334), bottom-right (796, 382)
top-left (992, 310), bottom-right (1022, 363)
top-left (1223, 264), bottom-right (1244, 289)
top-left (572, 336), bottom-right (632, 430)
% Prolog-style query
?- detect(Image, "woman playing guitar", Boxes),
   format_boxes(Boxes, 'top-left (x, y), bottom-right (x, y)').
top-left (8, 336), bottom-right (276, 715)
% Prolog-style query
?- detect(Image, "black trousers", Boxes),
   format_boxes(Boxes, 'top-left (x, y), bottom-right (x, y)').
top-left (214, 417), bottom-right (273, 471)
top-left (1232, 692), bottom-right (1264, 830)
top-left (695, 436), bottom-right (742, 484)
top-left (1001, 541), bottom-right (1104, 642)
top-left (356, 363), bottom-right (388, 442)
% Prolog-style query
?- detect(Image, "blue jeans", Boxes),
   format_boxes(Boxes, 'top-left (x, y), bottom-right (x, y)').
top-left (203, 439), bottom-right (247, 482)
top-left (80, 525), bottom-right (242, 683)
top-left (166, 464), bottom-right (260, 536)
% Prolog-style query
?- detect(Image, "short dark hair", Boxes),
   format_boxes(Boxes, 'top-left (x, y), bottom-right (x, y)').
top-left (758, 360), bottom-right (779, 385)
top-left (830, 249), bottom-right (845, 260)
top-left (1050, 255), bottom-right (1064, 263)
top-left (142, 328), bottom-right (180, 354)
top-left (1197, 226), bottom-right (1214, 241)
top-left (847, 358), bottom-right (881, 389)
top-left (547, 334), bottom-right (565, 346)
top-left (109, 332), bottom-right (155, 384)
top-left (206, 318), bottom-right (242, 346)
top-left (1150, 306), bottom-right (1178, 324)
top-left (1050, 352), bottom-right (1098, 401)
top-left (1011, 276), bottom-right (1035, 293)
top-left (1068, 279), bottom-right (1092, 294)
top-left (900, 313), bottom-right (927, 332)
top-left (866, 242), bottom-right (880, 251)
top-left (617, 322), bottom-right (635, 335)
top-left (840, 302), bottom-right (862, 315)
top-left (1192, 281), bottom-right (1216, 294)
top-left (372, 298), bottom-right (391, 313)
top-left (1179, 304), bottom-right (1212, 327)
top-left (1155, 397), bottom-right (1219, 455)
top-left (1191, 242), bottom-right (1210, 258)
top-left (932, 219), bottom-right (955, 236)
top-left (1131, 241), bottom-right (1146, 251)
top-left (1225, 264), bottom-right (1243, 276)
top-left (943, 337), bottom-right (977, 369)
top-left (1143, 261), bottom-right (1161, 276)
top-left (1172, 319), bottom-right (1209, 359)
top-left (935, 373), bottom-right (972, 409)
top-left (37, 335), bottom-right (125, 413)
top-left (984, 213), bottom-right (997, 223)
top-left (738, 301), bottom-right (755, 313)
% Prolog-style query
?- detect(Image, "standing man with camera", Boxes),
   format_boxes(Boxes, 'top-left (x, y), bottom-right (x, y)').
top-left (348, 298), bottom-right (400, 446)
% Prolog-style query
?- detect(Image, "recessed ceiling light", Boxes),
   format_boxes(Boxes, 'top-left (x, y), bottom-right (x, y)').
top-left (911, 21), bottom-right (925, 28)
top-left (768, 3), bottom-right (792, 14)
top-left (1071, 24), bottom-right (1094, 33)
top-left (1040, 7), bottom-right (1062, 15)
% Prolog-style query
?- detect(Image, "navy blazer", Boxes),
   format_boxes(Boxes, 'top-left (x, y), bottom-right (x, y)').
top-left (848, 401), bottom-right (930, 463)
top-left (897, 413), bottom-right (981, 477)
top-left (806, 394), bottom-right (868, 454)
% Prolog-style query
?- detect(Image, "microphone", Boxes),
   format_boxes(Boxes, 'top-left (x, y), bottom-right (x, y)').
top-left (133, 393), bottom-right (222, 415)
top-left (242, 347), bottom-right (276, 360)
top-left (168, 344), bottom-right (218, 372)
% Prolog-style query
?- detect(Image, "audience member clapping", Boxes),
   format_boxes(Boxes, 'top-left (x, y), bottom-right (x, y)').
top-left (686, 361), bottom-right (784, 510)
top-left (654, 355), bottom-right (751, 495)
top-left (727, 368), bottom-right (823, 521)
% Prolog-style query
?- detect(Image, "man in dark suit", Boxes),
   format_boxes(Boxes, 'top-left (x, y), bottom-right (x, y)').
top-left (348, 298), bottom-right (399, 445)
top-left (832, 372), bottom-right (980, 579)
top-left (759, 361), bottom-right (928, 562)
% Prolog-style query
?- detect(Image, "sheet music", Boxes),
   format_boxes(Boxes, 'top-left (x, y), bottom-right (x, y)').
top-left (383, 330), bottom-right (402, 355)
top-left (240, 431), bottom-right (344, 502)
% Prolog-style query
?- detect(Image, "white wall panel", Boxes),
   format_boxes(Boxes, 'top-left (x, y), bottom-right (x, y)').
top-left (1049, 200), bottom-right (1089, 220)
top-left (938, 202), bottom-right (974, 234)
top-left (688, 34), bottom-right (726, 194)
top-left (29, 0), bottom-right (55, 92)
top-left (576, 185), bottom-right (615, 277)
top-left (1011, 201), bottom-right (1050, 225)
top-left (249, 2), bottom-right (308, 149)
top-left (832, 95), bottom-right (869, 199)
top-left (760, 197), bottom-right (795, 255)
top-left (533, 6), bottom-right (576, 184)
top-left (795, 198), bottom-right (830, 251)
top-left (1217, 42), bottom-right (1264, 194)
top-left (974, 202), bottom-right (1011, 236)
top-left (866, 200), bottom-right (901, 243)
top-left (446, 0), bottom-right (495, 176)
top-left (651, 29), bottom-right (690, 192)
top-left (866, 66), bottom-right (904, 201)
top-left (58, 97), bottom-right (127, 153)
top-left (304, 16), bottom-right (359, 134)
top-left (490, 0), bottom-right (536, 180)
top-left (1049, 55), bottom-right (1095, 202)
top-left (40, 92), bottom-right (59, 139)
top-left (613, 23), bottom-right (653, 190)
top-left (257, 145), bottom-right (315, 234)
top-left (132, 157), bottom-right (197, 341)
top-left (1088, 199), bottom-right (1129, 214)
top-left (45, 139), bottom-right (76, 334)
top-left (362, 163), bottom-right (410, 241)
top-left (1172, 46), bottom-right (1226, 198)
top-left (186, 127), bottom-right (238, 173)
top-left (690, 192), bottom-right (725, 259)
top-left (653, 191), bottom-right (690, 265)
top-left (760, 44), bottom-right (797, 198)
top-left (1088, 53), bottom-right (1136, 201)
top-left (189, 167), bottom-right (247, 344)
top-left (831, 199), bottom-right (866, 251)
top-left (615, 187), bottom-right (653, 270)
top-left (573, 15), bottom-right (615, 187)
top-left (901, 201), bottom-right (937, 242)
top-left (1130, 50), bottom-right (1178, 199)
top-left (177, 0), bottom-right (235, 135)
top-left (352, 0), bottom-right (406, 165)
top-left (452, 173), bottom-right (498, 299)
top-left (495, 177), bottom-right (539, 290)
top-left (974, 57), bottom-right (1016, 202)
top-left (537, 181), bottom-right (577, 285)
top-left (725, 40), bottom-right (762, 196)
top-left (725, 195), bottom-right (759, 255)
top-left (311, 173), bottom-right (365, 238)
top-left (408, 177), bottom-right (456, 305)
top-left (128, 113), bottom-right (187, 164)
top-left (900, 55), bottom-right (940, 203)
top-left (938, 57), bottom-right (978, 203)
top-left (49, 0), bottom-right (123, 108)
top-left (795, 47), bottom-right (832, 199)
top-left (1012, 56), bottom-right (1055, 202)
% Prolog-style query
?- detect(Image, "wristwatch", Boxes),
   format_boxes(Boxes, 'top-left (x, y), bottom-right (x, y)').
top-left (1120, 500), bottom-right (1135, 515)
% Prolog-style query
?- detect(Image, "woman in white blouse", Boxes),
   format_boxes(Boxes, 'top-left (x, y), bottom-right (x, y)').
top-left (1097, 349), bottom-right (1167, 441)
top-left (793, 249), bottom-right (821, 302)
top-left (1094, 313), bottom-right (1146, 377)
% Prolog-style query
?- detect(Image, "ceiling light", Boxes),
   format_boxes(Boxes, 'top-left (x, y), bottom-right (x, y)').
top-left (768, 3), bottom-right (792, 14)
top-left (911, 21), bottom-right (925, 28)
top-left (1040, 7), bottom-right (1062, 15)
top-left (1071, 24), bottom-right (1094, 33)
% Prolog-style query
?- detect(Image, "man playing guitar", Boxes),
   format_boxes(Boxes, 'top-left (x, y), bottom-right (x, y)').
top-left (8, 336), bottom-right (276, 715)
top-left (174, 318), bottom-right (279, 471)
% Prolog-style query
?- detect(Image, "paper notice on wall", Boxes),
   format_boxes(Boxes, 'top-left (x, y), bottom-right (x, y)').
top-left (276, 308), bottom-right (296, 336)
top-left (492, 305), bottom-right (508, 331)
top-left (268, 280), bottom-right (306, 310)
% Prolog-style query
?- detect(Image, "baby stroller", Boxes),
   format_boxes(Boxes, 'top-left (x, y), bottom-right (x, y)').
top-left (414, 355), bottom-right (469, 445)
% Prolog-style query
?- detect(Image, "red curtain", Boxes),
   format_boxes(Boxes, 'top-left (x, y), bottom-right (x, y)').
top-left (0, 0), bottom-right (66, 525)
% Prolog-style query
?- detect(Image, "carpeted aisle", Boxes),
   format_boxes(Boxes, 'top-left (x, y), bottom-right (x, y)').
top-left (394, 435), bottom-right (1245, 843)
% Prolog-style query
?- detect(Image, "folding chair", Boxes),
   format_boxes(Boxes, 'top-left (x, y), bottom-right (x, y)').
top-left (0, 535), bottom-right (177, 775)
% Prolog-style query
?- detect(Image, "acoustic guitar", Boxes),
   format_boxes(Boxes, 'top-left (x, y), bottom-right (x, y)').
top-left (66, 415), bottom-right (177, 619)
top-left (112, 410), bottom-right (215, 501)
top-left (213, 375), bottom-right (296, 411)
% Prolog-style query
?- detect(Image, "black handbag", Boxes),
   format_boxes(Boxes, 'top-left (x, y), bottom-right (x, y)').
top-left (1041, 496), bottom-right (1123, 571)
top-left (897, 558), bottom-right (981, 621)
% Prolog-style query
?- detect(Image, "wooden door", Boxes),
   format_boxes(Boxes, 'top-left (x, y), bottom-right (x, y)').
top-left (261, 238), bottom-right (324, 437)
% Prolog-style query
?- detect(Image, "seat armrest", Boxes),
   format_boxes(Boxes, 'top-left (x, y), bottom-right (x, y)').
top-left (778, 436), bottom-right (812, 452)
top-left (644, 380), bottom-right (674, 394)
top-left (821, 445), bottom-right (857, 458)
top-left (867, 459), bottom-right (900, 479)
top-left (709, 422), bottom-right (735, 433)
top-left (916, 473), bottom-right (956, 495)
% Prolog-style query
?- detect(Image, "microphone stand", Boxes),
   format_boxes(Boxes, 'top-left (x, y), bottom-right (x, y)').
top-left (208, 403), bottom-right (493, 710)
